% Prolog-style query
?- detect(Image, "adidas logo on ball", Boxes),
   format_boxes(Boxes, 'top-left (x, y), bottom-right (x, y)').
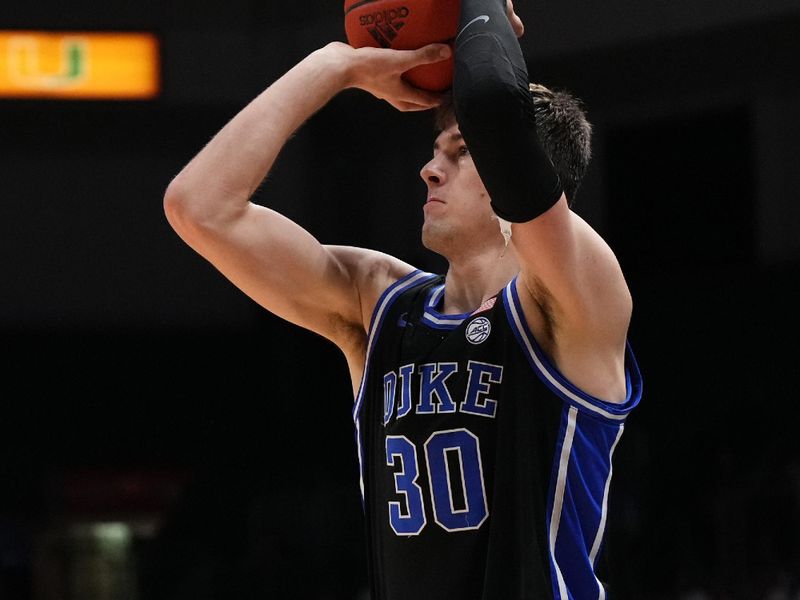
top-left (359, 7), bottom-right (410, 47)
top-left (344, 0), bottom-right (459, 91)
top-left (358, 6), bottom-right (409, 25)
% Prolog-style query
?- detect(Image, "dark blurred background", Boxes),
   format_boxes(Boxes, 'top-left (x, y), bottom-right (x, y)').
top-left (1, 1), bottom-right (799, 599)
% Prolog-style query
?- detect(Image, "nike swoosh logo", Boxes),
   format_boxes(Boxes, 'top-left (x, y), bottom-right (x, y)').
top-left (456, 15), bottom-right (490, 41)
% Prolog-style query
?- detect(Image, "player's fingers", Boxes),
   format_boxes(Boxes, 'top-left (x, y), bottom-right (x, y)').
top-left (393, 79), bottom-right (446, 108)
top-left (379, 77), bottom-right (445, 110)
top-left (385, 82), bottom-right (444, 110)
top-left (397, 43), bottom-right (452, 69)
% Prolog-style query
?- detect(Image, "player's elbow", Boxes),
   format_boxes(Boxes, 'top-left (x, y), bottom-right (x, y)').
top-left (162, 174), bottom-right (215, 242)
top-left (163, 175), bottom-right (193, 236)
top-left (164, 174), bottom-right (251, 251)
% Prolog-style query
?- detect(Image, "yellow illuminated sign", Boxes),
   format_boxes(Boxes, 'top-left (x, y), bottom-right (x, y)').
top-left (0, 31), bottom-right (159, 99)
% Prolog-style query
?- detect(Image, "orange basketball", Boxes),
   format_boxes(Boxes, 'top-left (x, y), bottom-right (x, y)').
top-left (344, 0), bottom-right (460, 92)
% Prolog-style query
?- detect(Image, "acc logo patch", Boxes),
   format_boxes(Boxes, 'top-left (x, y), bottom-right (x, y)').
top-left (466, 316), bottom-right (491, 345)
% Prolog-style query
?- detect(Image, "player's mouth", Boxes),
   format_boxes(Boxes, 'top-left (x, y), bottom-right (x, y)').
top-left (426, 196), bottom-right (445, 205)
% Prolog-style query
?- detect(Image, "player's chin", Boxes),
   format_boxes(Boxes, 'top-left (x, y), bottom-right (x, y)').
top-left (421, 221), bottom-right (454, 255)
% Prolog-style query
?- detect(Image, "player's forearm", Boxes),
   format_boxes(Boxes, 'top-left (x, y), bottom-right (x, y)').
top-left (453, 0), bottom-right (561, 223)
top-left (164, 44), bottom-right (349, 225)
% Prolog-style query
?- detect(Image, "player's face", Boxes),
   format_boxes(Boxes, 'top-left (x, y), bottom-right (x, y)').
top-left (419, 122), bottom-right (500, 256)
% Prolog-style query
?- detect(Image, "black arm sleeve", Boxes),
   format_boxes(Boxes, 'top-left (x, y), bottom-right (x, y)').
top-left (453, 0), bottom-right (562, 223)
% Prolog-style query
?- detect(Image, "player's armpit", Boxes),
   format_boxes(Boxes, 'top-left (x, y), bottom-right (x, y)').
top-left (324, 245), bottom-right (418, 339)
top-left (510, 197), bottom-right (632, 402)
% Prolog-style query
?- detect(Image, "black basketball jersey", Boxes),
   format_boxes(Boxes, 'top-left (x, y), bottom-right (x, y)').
top-left (353, 270), bottom-right (643, 600)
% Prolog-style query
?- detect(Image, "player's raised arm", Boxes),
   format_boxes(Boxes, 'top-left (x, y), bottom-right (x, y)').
top-left (452, 0), bottom-right (632, 402)
top-left (163, 41), bottom-right (450, 351)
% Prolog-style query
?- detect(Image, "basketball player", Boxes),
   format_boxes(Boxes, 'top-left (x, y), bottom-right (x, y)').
top-left (163, 0), bottom-right (642, 597)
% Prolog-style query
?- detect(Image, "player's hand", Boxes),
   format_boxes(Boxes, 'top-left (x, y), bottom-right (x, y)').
top-left (507, 0), bottom-right (525, 38)
top-left (325, 41), bottom-right (450, 112)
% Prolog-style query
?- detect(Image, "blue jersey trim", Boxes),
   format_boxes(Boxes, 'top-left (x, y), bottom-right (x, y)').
top-left (420, 282), bottom-right (473, 330)
top-left (502, 275), bottom-right (642, 596)
top-left (352, 269), bottom-right (439, 503)
top-left (502, 277), bottom-right (643, 421)
top-left (546, 407), bottom-right (625, 599)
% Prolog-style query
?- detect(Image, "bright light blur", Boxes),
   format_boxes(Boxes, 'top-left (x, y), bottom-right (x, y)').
top-left (0, 31), bottom-right (159, 99)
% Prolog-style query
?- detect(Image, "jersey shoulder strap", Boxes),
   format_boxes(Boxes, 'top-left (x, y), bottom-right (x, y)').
top-left (365, 270), bottom-right (442, 341)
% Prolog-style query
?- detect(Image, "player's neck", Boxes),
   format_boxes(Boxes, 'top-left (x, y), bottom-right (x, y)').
top-left (442, 245), bottom-right (519, 315)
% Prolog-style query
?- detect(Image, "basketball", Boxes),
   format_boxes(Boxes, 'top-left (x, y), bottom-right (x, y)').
top-left (344, 0), bottom-right (460, 92)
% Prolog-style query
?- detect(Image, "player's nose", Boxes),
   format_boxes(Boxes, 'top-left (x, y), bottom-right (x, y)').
top-left (420, 156), bottom-right (446, 186)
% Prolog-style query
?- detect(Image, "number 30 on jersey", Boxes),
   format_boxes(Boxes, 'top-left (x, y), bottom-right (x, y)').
top-left (385, 428), bottom-right (489, 535)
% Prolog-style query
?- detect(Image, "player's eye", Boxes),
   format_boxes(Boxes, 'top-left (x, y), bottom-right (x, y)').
top-left (457, 145), bottom-right (470, 157)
